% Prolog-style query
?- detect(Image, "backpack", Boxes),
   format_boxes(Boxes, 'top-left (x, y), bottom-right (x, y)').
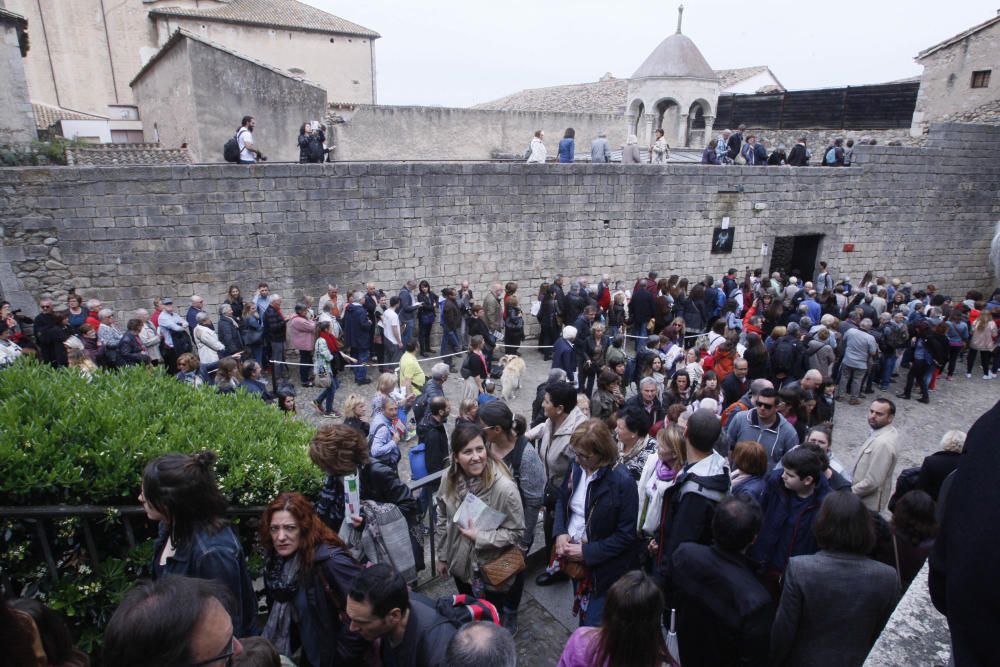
top-left (705, 287), bottom-right (721, 318)
top-left (824, 147), bottom-right (837, 166)
top-left (460, 352), bottom-right (472, 379)
top-left (886, 322), bottom-right (909, 349)
top-left (307, 136), bottom-right (325, 162)
top-left (223, 131), bottom-right (242, 163)
top-left (772, 338), bottom-right (800, 374)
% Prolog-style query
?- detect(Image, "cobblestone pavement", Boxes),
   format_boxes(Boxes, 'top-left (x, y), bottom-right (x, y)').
top-left (278, 343), bottom-right (1000, 664)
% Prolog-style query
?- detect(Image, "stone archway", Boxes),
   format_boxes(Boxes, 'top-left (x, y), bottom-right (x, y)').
top-left (687, 99), bottom-right (709, 148)
top-left (653, 98), bottom-right (681, 146)
top-left (625, 98), bottom-right (646, 143)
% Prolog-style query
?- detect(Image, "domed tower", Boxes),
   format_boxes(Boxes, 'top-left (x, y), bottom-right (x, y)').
top-left (625, 5), bottom-right (720, 149)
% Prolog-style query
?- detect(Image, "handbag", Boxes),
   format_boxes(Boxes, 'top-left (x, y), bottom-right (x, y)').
top-left (480, 545), bottom-right (526, 588)
top-left (548, 543), bottom-right (587, 580)
top-left (314, 367), bottom-right (332, 388)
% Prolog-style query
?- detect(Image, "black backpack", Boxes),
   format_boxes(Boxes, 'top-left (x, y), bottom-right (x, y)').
top-left (772, 338), bottom-right (800, 374)
top-left (223, 130), bottom-right (242, 163)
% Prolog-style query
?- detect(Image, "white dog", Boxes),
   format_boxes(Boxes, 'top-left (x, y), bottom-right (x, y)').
top-left (499, 354), bottom-right (526, 401)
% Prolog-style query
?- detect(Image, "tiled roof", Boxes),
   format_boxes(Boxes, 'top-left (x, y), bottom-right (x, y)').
top-left (64, 143), bottom-right (193, 166)
top-left (149, 0), bottom-right (379, 38)
top-left (473, 78), bottom-right (628, 115)
top-left (632, 33), bottom-right (715, 80)
top-left (130, 28), bottom-right (325, 90)
top-left (33, 102), bottom-right (109, 130)
top-left (0, 7), bottom-right (28, 27)
top-left (715, 66), bottom-right (776, 90)
top-left (918, 13), bottom-right (1000, 60)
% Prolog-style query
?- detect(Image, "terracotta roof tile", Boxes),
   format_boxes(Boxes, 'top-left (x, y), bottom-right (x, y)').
top-left (33, 102), bottom-right (108, 130)
top-left (64, 143), bottom-right (193, 166)
top-left (149, 0), bottom-right (379, 38)
top-left (473, 79), bottom-right (628, 115)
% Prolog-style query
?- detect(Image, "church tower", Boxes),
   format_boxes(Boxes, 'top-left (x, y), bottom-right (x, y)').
top-left (625, 5), bottom-right (720, 149)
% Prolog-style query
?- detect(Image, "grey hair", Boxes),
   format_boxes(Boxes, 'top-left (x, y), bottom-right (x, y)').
top-left (639, 376), bottom-right (658, 389)
top-left (430, 362), bottom-right (450, 380)
top-left (134, 308), bottom-right (149, 318)
top-left (547, 368), bottom-right (568, 383)
top-left (98, 308), bottom-right (113, 320)
top-left (191, 295), bottom-right (203, 303)
top-left (196, 311), bottom-right (211, 323)
top-left (351, 291), bottom-right (364, 303)
top-left (86, 299), bottom-right (101, 310)
top-left (445, 621), bottom-right (517, 667)
top-left (749, 378), bottom-right (774, 396)
top-left (270, 294), bottom-right (282, 302)
top-left (939, 429), bottom-right (967, 454)
top-left (219, 304), bottom-right (233, 316)
top-left (992, 221), bottom-right (1000, 280)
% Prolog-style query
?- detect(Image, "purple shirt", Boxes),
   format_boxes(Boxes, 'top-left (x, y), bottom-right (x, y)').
top-left (558, 628), bottom-right (605, 667)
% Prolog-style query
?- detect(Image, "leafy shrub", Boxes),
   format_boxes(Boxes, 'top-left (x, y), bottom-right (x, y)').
top-left (0, 359), bottom-right (322, 654)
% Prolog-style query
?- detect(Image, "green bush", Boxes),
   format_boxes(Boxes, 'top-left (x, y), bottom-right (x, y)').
top-left (0, 359), bottom-right (322, 654)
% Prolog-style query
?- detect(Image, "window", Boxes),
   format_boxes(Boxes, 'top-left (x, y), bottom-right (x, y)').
top-left (971, 70), bottom-right (991, 88)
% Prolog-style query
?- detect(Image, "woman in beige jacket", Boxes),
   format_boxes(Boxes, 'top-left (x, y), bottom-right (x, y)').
top-left (436, 422), bottom-right (524, 611)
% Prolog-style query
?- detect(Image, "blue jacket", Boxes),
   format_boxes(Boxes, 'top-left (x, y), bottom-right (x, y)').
top-left (552, 337), bottom-right (576, 382)
top-left (732, 474), bottom-right (767, 505)
top-left (398, 287), bottom-right (417, 323)
top-left (553, 463), bottom-right (639, 595)
top-left (271, 544), bottom-right (367, 667)
top-left (152, 523), bottom-right (259, 637)
top-left (558, 137), bottom-right (575, 163)
top-left (749, 468), bottom-right (831, 574)
top-left (343, 303), bottom-right (372, 350)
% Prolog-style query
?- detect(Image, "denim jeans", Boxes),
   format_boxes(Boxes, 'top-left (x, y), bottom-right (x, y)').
top-left (316, 375), bottom-right (339, 412)
top-left (632, 322), bottom-right (647, 354)
top-left (440, 328), bottom-right (460, 364)
top-left (879, 353), bottom-right (898, 388)
top-left (400, 320), bottom-right (414, 346)
top-left (351, 348), bottom-right (369, 382)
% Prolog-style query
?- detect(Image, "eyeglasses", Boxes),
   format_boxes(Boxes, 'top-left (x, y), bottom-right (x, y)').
top-left (571, 448), bottom-right (595, 461)
top-left (755, 402), bottom-right (776, 410)
top-left (191, 635), bottom-right (236, 667)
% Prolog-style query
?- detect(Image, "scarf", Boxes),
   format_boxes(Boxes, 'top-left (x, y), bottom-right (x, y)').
top-left (262, 553), bottom-right (301, 656)
top-left (456, 473), bottom-right (484, 501)
top-left (320, 330), bottom-right (340, 353)
top-left (655, 459), bottom-right (676, 482)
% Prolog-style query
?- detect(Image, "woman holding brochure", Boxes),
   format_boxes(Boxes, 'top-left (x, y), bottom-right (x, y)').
top-left (435, 422), bottom-right (526, 613)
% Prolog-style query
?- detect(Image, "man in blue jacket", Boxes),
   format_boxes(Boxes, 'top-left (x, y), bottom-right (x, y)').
top-left (343, 291), bottom-right (372, 384)
top-left (398, 279), bottom-right (418, 347)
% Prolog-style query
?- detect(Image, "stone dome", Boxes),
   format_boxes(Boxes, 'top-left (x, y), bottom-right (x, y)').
top-left (631, 33), bottom-right (716, 80)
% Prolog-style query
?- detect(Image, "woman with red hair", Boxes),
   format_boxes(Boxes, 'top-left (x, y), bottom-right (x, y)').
top-left (260, 492), bottom-right (367, 666)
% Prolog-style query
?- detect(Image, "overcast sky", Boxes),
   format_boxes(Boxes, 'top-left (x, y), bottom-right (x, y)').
top-left (314, 0), bottom-right (998, 107)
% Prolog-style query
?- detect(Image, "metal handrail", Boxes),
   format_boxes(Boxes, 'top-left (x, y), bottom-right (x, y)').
top-left (1, 471), bottom-right (448, 587)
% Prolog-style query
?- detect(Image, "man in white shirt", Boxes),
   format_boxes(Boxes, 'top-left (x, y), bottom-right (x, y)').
top-left (381, 296), bottom-right (403, 365)
top-left (237, 116), bottom-right (262, 164)
top-left (317, 284), bottom-right (342, 319)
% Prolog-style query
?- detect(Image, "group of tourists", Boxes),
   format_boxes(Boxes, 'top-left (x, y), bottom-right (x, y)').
top-left (3, 257), bottom-right (999, 667)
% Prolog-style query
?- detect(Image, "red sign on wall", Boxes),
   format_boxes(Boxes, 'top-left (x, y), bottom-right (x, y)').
top-left (843, 244), bottom-right (855, 252)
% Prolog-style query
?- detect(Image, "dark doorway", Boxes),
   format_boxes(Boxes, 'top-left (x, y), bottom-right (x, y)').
top-left (769, 234), bottom-right (823, 282)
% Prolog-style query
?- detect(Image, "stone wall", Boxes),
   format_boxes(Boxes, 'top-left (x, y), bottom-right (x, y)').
top-left (737, 128), bottom-right (921, 153)
top-left (0, 18), bottom-right (34, 145)
top-left (329, 105), bottom-right (627, 161)
top-left (0, 123), bottom-right (997, 320)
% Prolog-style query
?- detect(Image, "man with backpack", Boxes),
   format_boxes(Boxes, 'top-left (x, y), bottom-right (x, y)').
top-left (347, 563), bottom-right (458, 667)
top-left (653, 409), bottom-right (732, 592)
top-left (770, 323), bottom-right (805, 388)
top-left (822, 138), bottom-right (845, 167)
top-left (838, 318), bottom-right (878, 405)
top-left (224, 116), bottom-right (264, 164)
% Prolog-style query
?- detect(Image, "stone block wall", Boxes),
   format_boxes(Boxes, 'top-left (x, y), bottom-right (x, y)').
top-left (0, 123), bottom-right (997, 320)
top-left (0, 19), bottom-right (35, 145)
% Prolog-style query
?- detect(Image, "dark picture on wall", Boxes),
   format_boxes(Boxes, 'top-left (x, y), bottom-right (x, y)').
top-left (711, 227), bottom-right (734, 253)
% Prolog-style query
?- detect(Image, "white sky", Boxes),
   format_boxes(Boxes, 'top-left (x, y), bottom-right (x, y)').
top-left (313, 0), bottom-right (999, 107)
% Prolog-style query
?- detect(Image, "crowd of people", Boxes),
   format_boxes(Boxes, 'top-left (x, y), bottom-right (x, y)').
top-left (521, 123), bottom-right (874, 167)
top-left (3, 259), bottom-right (998, 667)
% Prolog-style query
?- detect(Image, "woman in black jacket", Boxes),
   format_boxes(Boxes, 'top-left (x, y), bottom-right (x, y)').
top-left (117, 318), bottom-right (148, 366)
top-left (416, 280), bottom-right (438, 356)
top-left (223, 285), bottom-right (245, 325)
top-left (468, 305), bottom-right (494, 361)
top-left (260, 492), bottom-right (367, 666)
top-left (552, 419), bottom-right (639, 627)
top-left (537, 284), bottom-right (560, 361)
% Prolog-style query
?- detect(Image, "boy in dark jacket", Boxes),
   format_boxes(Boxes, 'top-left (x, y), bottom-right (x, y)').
top-left (749, 447), bottom-right (830, 599)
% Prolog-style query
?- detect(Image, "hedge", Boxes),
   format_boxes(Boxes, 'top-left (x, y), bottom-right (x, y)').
top-left (0, 359), bottom-right (323, 654)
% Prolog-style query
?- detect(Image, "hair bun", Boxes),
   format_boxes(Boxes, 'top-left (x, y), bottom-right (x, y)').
top-left (193, 450), bottom-right (217, 469)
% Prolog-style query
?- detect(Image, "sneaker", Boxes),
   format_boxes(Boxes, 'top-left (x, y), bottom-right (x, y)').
top-left (990, 372), bottom-right (997, 379)
top-left (946, 376), bottom-right (953, 382)
top-left (967, 373), bottom-right (973, 378)
top-left (985, 374), bottom-right (992, 380)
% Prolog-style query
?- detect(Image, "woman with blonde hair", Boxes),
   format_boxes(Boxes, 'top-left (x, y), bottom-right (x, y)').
top-left (342, 393), bottom-right (370, 437)
top-left (967, 308), bottom-right (997, 378)
top-left (637, 424), bottom-right (684, 540)
top-left (435, 422), bottom-right (525, 612)
top-left (621, 134), bottom-right (641, 164)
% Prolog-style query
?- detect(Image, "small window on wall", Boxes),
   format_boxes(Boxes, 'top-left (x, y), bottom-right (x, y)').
top-left (971, 70), bottom-right (991, 88)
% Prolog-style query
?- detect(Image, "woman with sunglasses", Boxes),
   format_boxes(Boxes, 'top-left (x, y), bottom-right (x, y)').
top-left (260, 492), bottom-right (367, 666)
